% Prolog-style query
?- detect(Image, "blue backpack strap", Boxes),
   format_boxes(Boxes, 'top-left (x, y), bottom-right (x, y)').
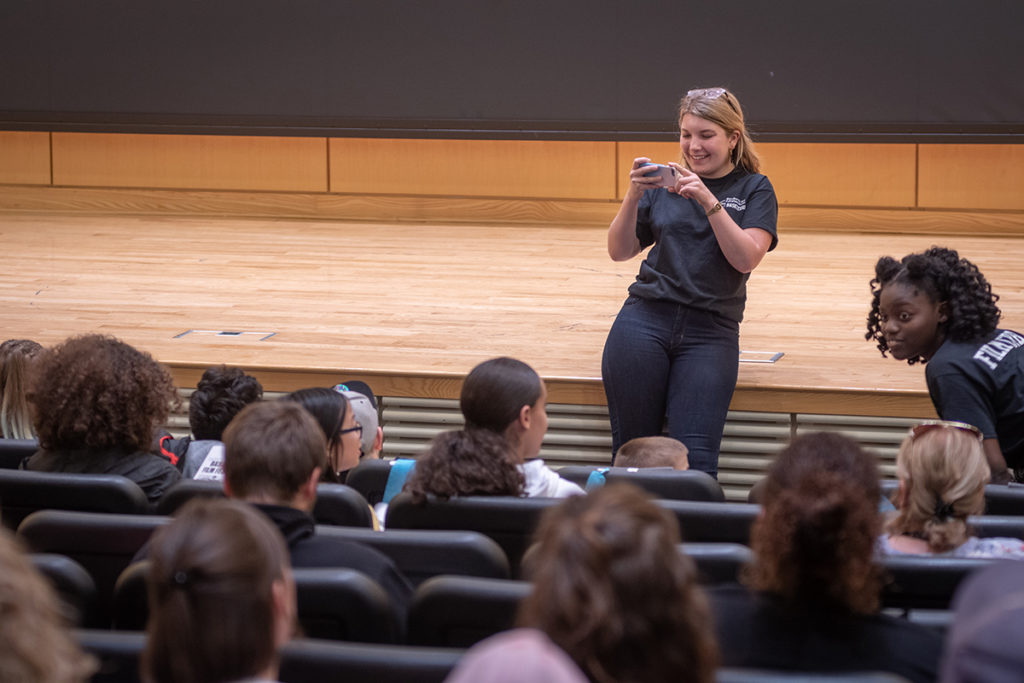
top-left (383, 458), bottom-right (417, 503)
top-left (585, 467), bottom-right (610, 491)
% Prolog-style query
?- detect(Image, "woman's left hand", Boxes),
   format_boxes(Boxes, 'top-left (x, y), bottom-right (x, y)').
top-left (667, 163), bottom-right (716, 213)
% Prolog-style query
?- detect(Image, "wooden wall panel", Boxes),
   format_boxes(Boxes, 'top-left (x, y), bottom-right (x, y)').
top-left (329, 138), bottom-right (616, 200)
top-left (51, 133), bottom-right (328, 192)
top-left (0, 131), bottom-right (51, 185)
top-left (618, 142), bottom-right (917, 208)
top-left (757, 143), bottom-right (916, 207)
top-left (919, 145), bottom-right (1024, 210)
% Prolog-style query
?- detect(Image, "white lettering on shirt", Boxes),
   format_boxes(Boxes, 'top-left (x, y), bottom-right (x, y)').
top-left (722, 197), bottom-right (747, 211)
top-left (973, 330), bottom-right (1024, 371)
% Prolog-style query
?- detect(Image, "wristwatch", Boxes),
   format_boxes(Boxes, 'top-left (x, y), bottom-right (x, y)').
top-left (705, 201), bottom-right (723, 216)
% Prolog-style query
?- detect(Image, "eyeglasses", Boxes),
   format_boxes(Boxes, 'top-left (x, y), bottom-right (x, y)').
top-left (339, 424), bottom-right (362, 437)
top-left (908, 420), bottom-right (983, 442)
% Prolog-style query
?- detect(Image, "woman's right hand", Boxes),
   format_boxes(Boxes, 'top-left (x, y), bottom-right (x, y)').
top-left (626, 157), bottom-right (661, 198)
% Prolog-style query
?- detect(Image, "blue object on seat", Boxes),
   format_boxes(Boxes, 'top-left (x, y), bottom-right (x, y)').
top-left (383, 459), bottom-right (417, 504)
top-left (585, 468), bottom-right (610, 491)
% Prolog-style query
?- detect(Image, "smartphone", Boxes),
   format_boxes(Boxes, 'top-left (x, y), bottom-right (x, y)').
top-left (638, 162), bottom-right (676, 188)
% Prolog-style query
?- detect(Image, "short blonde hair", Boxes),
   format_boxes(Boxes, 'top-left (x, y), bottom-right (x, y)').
top-left (614, 436), bottom-right (688, 470)
top-left (678, 87), bottom-right (761, 174)
top-left (887, 425), bottom-right (989, 552)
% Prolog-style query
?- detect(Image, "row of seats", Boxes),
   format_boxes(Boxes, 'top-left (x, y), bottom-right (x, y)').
top-left (77, 629), bottom-right (907, 683)
top-left (23, 506), bottom-right (993, 640)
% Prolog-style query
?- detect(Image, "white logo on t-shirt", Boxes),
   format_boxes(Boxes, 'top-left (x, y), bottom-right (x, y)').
top-left (722, 197), bottom-right (746, 211)
top-left (193, 443), bottom-right (225, 481)
top-left (974, 330), bottom-right (1024, 370)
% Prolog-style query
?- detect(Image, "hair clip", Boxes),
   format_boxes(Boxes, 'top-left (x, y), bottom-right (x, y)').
top-left (934, 499), bottom-right (955, 520)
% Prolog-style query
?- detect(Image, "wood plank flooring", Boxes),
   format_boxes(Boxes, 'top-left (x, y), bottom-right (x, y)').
top-left (3, 211), bottom-right (1022, 417)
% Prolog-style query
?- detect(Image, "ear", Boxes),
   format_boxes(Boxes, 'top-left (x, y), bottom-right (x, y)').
top-left (937, 300), bottom-right (950, 324)
top-left (728, 129), bottom-right (740, 149)
top-left (300, 467), bottom-right (320, 507)
top-left (222, 478), bottom-right (233, 497)
top-left (372, 427), bottom-right (384, 454)
top-left (271, 573), bottom-right (297, 647)
top-left (517, 403), bottom-right (532, 430)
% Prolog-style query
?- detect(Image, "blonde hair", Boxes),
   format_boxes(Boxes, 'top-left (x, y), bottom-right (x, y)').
top-left (887, 426), bottom-right (989, 553)
top-left (0, 527), bottom-right (96, 683)
top-left (678, 87), bottom-right (761, 175)
top-left (614, 436), bottom-right (689, 470)
top-left (0, 339), bottom-right (43, 439)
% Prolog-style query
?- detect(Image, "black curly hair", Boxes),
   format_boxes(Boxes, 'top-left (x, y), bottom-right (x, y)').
top-left (866, 246), bottom-right (1001, 364)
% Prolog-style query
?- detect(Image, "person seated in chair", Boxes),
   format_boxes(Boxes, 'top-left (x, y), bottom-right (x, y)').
top-left (155, 365), bottom-right (263, 480)
top-left (879, 420), bottom-right (1024, 558)
top-left (404, 357), bottom-right (584, 504)
top-left (22, 334), bottom-right (180, 504)
top-left (221, 400), bottom-right (412, 620)
top-left (0, 338), bottom-right (43, 440)
top-left (708, 431), bottom-right (942, 682)
top-left (613, 435), bottom-right (689, 470)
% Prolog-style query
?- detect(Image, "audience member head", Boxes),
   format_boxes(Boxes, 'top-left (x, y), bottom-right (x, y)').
top-left (404, 429), bottom-right (524, 503)
top-left (27, 334), bottom-right (177, 454)
top-left (280, 387), bottom-right (361, 482)
top-left (518, 484), bottom-right (717, 683)
top-left (188, 365), bottom-right (263, 441)
top-left (747, 431), bottom-right (883, 614)
top-left (143, 497), bottom-right (295, 683)
top-left (613, 436), bottom-right (689, 470)
top-left (678, 86), bottom-right (760, 174)
top-left (444, 629), bottom-right (588, 683)
top-left (887, 421), bottom-right (988, 553)
top-left (941, 561), bottom-right (1024, 683)
top-left (223, 401), bottom-right (324, 511)
top-left (0, 338), bottom-right (43, 439)
top-left (0, 527), bottom-right (95, 683)
top-left (460, 357), bottom-right (548, 462)
top-left (335, 380), bottom-right (382, 459)
top-left (866, 246), bottom-right (1000, 365)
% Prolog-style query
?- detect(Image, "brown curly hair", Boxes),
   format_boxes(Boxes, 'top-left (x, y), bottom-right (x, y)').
top-left (404, 429), bottom-right (525, 503)
top-left (27, 334), bottom-right (178, 453)
top-left (518, 484), bottom-right (718, 683)
top-left (746, 432), bottom-right (883, 615)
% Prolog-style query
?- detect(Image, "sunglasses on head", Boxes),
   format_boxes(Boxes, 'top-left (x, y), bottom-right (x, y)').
top-left (908, 420), bottom-right (983, 442)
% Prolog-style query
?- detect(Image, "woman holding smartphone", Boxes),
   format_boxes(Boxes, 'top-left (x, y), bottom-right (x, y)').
top-left (602, 87), bottom-right (778, 476)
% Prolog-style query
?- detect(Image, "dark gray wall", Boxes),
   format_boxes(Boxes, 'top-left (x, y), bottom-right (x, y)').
top-left (2, 0), bottom-right (1021, 141)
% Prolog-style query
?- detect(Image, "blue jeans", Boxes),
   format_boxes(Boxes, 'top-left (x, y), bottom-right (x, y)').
top-left (601, 296), bottom-right (739, 476)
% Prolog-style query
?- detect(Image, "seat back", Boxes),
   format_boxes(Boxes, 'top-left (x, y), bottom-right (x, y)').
top-left (658, 500), bottom-right (760, 544)
top-left (154, 478), bottom-right (224, 515)
top-left (386, 493), bottom-right (557, 575)
top-left (312, 483), bottom-right (374, 527)
top-left (603, 468), bottom-right (725, 501)
top-left (0, 469), bottom-right (151, 529)
top-left (0, 437), bottom-right (38, 469)
top-left (29, 552), bottom-right (98, 627)
top-left (314, 525), bottom-right (510, 586)
top-left (983, 484), bottom-right (1024, 515)
top-left (294, 567), bottom-right (400, 643)
top-left (115, 563), bottom-right (400, 643)
top-left (969, 514), bottom-right (1024, 540)
top-left (681, 542), bottom-right (753, 585)
top-left (75, 628), bottom-right (145, 683)
top-left (156, 479), bottom-right (374, 528)
top-left (18, 510), bottom-right (169, 627)
top-left (553, 464), bottom-right (599, 488)
top-left (879, 555), bottom-right (992, 610)
top-left (345, 458), bottom-right (421, 506)
top-left (280, 639), bottom-right (462, 683)
top-left (407, 575), bottom-right (531, 648)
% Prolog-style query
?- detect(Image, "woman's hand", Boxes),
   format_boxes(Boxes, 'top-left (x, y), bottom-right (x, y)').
top-left (667, 163), bottom-right (716, 213)
top-left (624, 157), bottom-right (664, 199)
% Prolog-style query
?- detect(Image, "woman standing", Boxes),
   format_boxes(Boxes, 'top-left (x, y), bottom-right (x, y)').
top-left (602, 87), bottom-right (778, 476)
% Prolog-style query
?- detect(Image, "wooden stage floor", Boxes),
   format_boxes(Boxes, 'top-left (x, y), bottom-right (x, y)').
top-left (3, 211), bottom-right (1023, 418)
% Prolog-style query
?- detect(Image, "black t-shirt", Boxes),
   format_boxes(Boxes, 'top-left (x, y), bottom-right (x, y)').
top-left (631, 167), bottom-right (778, 322)
top-left (709, 585), bottom-right (942, 683)
top-left (926, 329), bottom-right (1024, 469)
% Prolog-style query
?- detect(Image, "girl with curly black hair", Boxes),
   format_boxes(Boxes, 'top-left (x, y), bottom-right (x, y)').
top-left (866, 246), bottom-right (1023, 483)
